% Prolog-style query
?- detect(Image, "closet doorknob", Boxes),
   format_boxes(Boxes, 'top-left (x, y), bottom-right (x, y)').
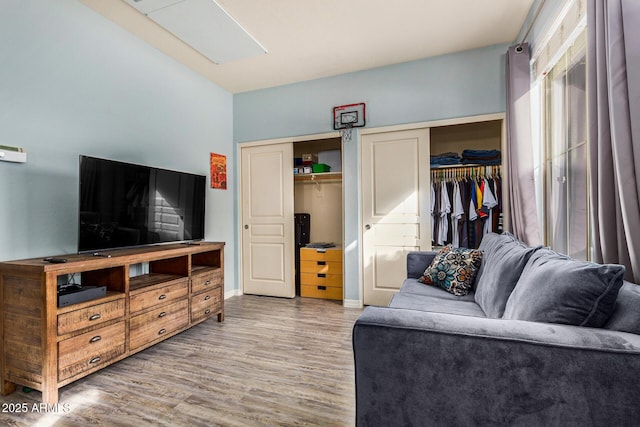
top-left (244, 224), bottom-right (249, 229)
top-left (365, 224), bottom-right (371, 230)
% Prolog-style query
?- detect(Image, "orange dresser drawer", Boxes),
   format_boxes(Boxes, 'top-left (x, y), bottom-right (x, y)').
top-left (300, 272), bottom-right (343, 288)
top-left (191, 288), bottom-right (223, 323)
top-left (301, 284), bottom-right (343, 300)
top-left (58, 322), bottom-right (125, 381)
top-left (129, 299), bottom-right (189, 351)
top-left (300, 260), bottom-right (343, 275)
top-left (130, 278), bottom-right (188, 314)
top-left (299, 247), bottom-right (342, 262)
top-left (57, 298), bottom-right (125, 336)
top-left (191, 270), bottom-right (223, 294)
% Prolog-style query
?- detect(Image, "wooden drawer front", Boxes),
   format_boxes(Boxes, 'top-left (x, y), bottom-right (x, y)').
top-left (300, 248), bottom-right (342, 262)
top-left (57, 298), bottom-right (125, 336)
top-left (300, 260), bottom-right (343, 275)
top-left (191, 270), bottom-right (223, 294)
top-left (300, 272), bottom-right (343, 288)
top-left (129, 300), bottom-right (189, 351)
top-left (191, 289), bottom-right (222, 323)
top-left (58, 322), bottom-right (125, 381)
top-left (130, 279), bottom-right (188, 314)
top-left (301, 284), bottom-right (343, 300)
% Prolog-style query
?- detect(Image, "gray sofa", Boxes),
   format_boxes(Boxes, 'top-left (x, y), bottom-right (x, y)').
top-left (353, 232), bottom-right (640, 426)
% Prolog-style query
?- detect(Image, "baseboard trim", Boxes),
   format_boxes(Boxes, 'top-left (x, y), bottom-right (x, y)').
top-left (343, 299), bottom-right (363, 309)
top-left (225, 289), bottom-right (242, 299)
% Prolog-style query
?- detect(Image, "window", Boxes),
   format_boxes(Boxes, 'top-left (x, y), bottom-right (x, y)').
top-left (541, 29), bottom-right (589, 259)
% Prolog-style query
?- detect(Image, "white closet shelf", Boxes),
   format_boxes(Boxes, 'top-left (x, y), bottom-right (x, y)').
top-left (294, 172), bottom-right (342, 182)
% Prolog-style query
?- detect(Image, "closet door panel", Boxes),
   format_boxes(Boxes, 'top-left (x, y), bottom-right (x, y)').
top-left (362, 129), bottom-right (430, 306)
top-left (241, 143), bottom-right (295, 298)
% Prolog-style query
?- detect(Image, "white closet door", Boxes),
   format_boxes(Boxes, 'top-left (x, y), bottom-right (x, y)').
top-left (241, 143), bottom-right (295, 298)
top-left (361, 129), bottom-right (431, 306)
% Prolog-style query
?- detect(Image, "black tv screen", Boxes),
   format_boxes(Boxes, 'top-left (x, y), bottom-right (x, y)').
top-left (78, 156), bottom-right (206, 253)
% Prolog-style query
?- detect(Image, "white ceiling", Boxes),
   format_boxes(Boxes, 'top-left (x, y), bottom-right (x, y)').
top-left (80, 0), bottom-right (535, 93)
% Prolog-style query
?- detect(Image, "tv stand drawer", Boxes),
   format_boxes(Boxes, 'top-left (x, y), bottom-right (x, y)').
top-left (129, 299), bottom-right (189, 351)
top-left (191, 288), bottom-right (222, 323)
top-left (58, 322), bottom-right (125, 381)
top-left (191, 270), bottom-right (223, 294)
top-left (130, 279), bottom-right (189, 314)
top-left (57, 298), bottom-right (125, 336)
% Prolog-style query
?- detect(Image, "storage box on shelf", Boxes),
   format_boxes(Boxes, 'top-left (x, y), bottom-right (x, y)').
top-left (299, 247), bottom-right (343, 300)
top-left (0, 242), bottom-right (224, 404)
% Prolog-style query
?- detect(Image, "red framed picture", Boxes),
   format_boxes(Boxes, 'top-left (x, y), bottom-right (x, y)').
top-left (210, 152), bottom-right (227, 190)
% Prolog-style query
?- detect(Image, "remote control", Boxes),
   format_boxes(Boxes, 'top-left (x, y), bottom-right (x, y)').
top-left (44, 257), bottom-right (68, 263)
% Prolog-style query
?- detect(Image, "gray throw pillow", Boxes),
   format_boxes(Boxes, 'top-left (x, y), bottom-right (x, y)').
top-left (474, 232), bottom-right (538, 318)
top-left (503, 248), bottom-right (625, 327)
top-left (604, 282), bottom-right (640, 334)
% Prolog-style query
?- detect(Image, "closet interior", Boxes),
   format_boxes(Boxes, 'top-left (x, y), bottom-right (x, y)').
top-left (429, 120), bottom-right (503, 250)
top-left (293, 137), bottom-right (343, 299)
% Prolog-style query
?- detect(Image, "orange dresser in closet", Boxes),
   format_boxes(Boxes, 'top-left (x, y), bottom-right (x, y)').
top-left (299, 247), bottom-right (343, 300)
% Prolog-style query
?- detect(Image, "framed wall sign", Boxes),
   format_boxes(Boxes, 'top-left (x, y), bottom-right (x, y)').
top-left (210, 152), bottom-right (227, 189)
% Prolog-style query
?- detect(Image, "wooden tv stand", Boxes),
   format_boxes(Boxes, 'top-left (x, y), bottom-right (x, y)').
top-left (0, 242), bottom-right (224, 404)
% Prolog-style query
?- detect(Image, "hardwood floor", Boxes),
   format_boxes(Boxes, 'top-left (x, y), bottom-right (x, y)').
top-left (0, 295), bottom-right (363, 426)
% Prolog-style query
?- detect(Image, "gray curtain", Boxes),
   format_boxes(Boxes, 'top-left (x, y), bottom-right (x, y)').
top-left (505, 43), bottom-right (541, 246)
top-left (588, 0), bottom-right (640, 283)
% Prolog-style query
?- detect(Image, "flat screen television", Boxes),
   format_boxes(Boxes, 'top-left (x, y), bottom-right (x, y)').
top-left (78, 155), bottom-right (206, 253)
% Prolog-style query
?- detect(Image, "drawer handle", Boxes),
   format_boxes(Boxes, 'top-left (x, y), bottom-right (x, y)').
top-left (317, 286), bottom-right (327, 291)
top-left (317, 261), bottom-right (326, 266)
top-left (158, 311), bottom-right (167, 318)
top-left (89, 356), bottom-right (101, 364)
top-left (317, 273), bottom-right (326, 278)
top-left (204, 280), bottom-right (211, 286)
top-left (158, 294), bottom-right (167, 300)
top-left (89, 335), bottom-right (102, 344)
top-left (158, 328), bottom-right (167, 335)
top-left (204, 295), bottom-right (211, 301)
top-left (204, 309), bottom-right (211, 315)
top-left (89, 314), bottom-right (101, 321)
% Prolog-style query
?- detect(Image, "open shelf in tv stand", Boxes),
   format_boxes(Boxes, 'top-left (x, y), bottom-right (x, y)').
top-left (0, 241), bottom-right (225, 405)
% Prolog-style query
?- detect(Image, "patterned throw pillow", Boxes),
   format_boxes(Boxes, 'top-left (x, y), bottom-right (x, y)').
top-left (418, 246), bottom-right (483, 296)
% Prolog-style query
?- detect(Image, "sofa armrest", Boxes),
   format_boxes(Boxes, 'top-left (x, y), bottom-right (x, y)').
top-left (353, 306), bottom-right (640, 426)
top-left (406, 251), bottom-right (437, 279)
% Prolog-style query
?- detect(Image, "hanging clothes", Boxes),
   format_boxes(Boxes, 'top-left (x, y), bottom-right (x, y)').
top-left (482, 178), bottom-right (498, 236)
top-left (492, 177), bottom-right (503, 233)
top-left (451, 181), bottom-right (465, 248)
top-left (438, 181), bottom-right (451, 245)
top-left (431, 183), bottom-right (436, 240)
top-left (430, 164), bottom-right (502, 249)
top-left (432, 181), bottom-right (441, 246)
top-left (459, 178), bottom-right (470, 248)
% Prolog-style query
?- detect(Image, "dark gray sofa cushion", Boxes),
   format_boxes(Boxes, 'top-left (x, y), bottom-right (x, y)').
top-left (389, 292), bottom-right (486, 317)
top-left (604, 281), bottom-right (640, 334)
top-left (406, 251), bottom-right (437, 279)
top-left (474, 232), bottom-right (539, 318)
top-left (353, 307), bottom-right (640, 427)
top-left (503, 248), bottom-right (625, 327)
top-left (400, 278), bottom-right (476, 302)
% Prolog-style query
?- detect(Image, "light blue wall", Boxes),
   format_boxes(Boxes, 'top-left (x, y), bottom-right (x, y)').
top-left (0, 2), bottom-right (521, 301)
top-left (234, 44), bottom-right (509, 302)
top-left (0, 1), bottom-right (235, 291)
top-left (234, 44), bottom-right (508, 142)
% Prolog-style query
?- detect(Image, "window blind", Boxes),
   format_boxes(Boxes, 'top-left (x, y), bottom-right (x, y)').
top-left (532, 0), bottom-right (587, 80)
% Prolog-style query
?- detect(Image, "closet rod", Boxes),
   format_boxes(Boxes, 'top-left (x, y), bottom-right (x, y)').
top-left (431, 165), bottom-right (501, 180)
